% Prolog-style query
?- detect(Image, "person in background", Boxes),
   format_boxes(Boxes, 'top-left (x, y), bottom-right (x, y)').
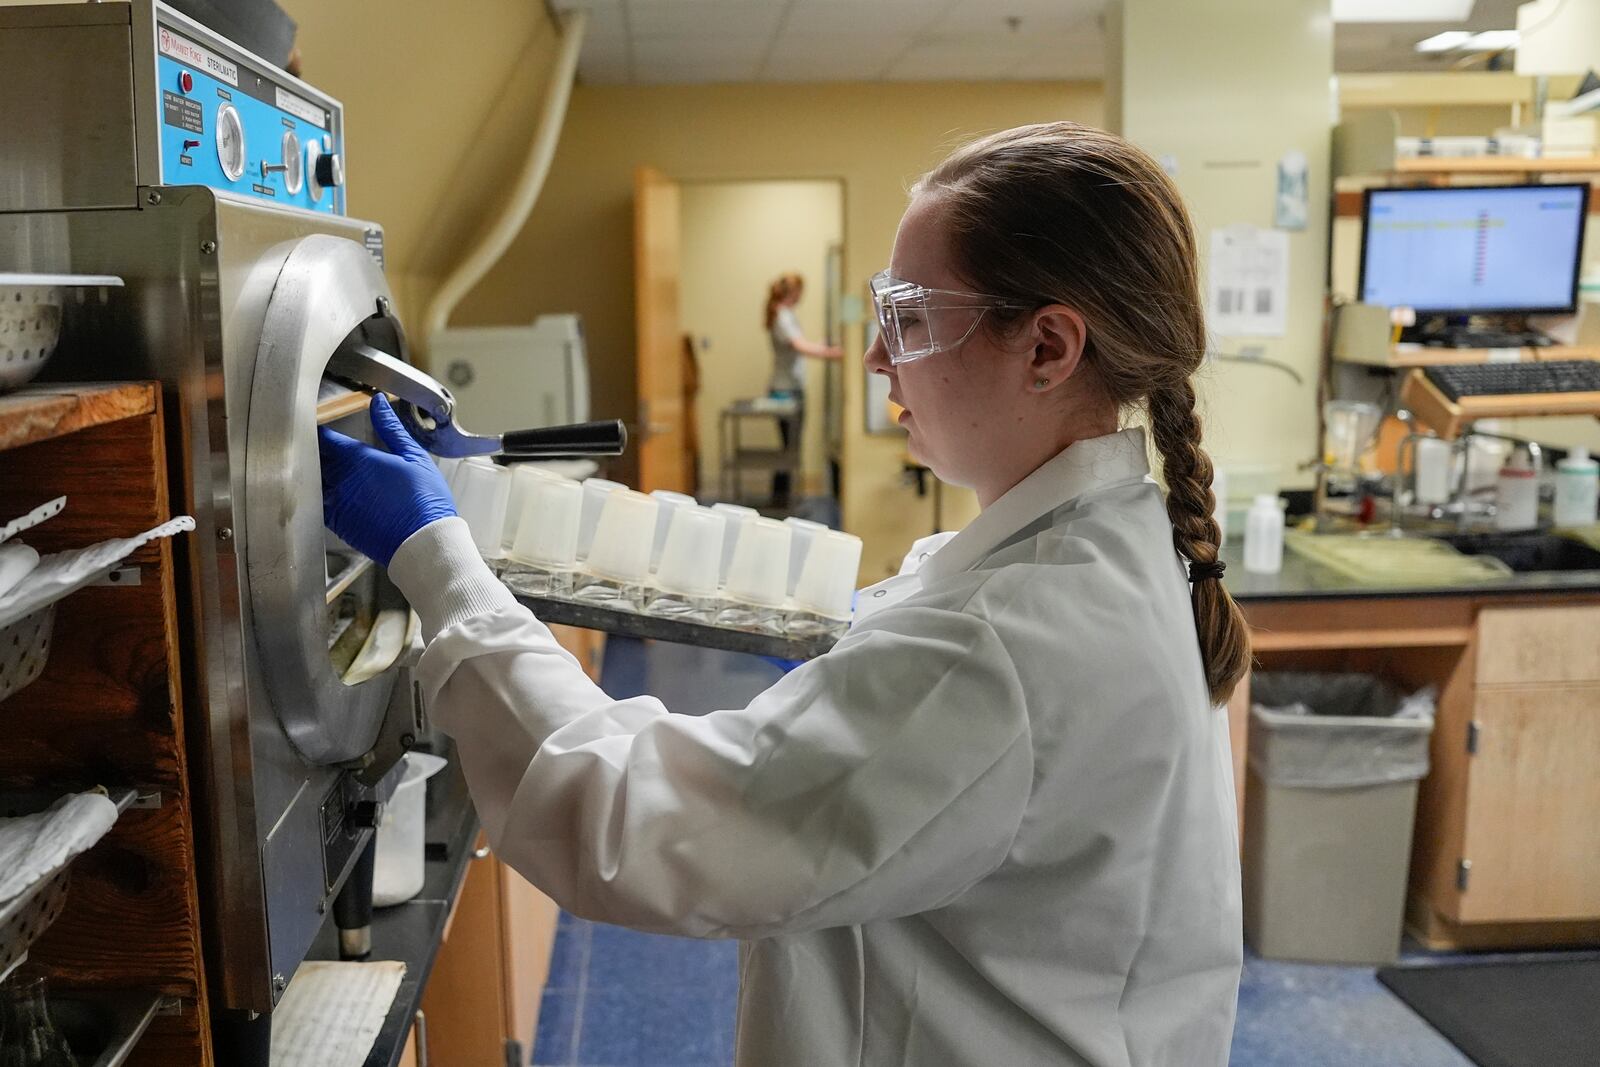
top-left (765, 272), bottom-right (842, 507)
top-left (320, 122), bottom-right (1245, 1066)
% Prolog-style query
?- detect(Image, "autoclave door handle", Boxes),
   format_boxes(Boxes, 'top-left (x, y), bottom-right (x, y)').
top-left (496, 420), bottom-right (628, 460)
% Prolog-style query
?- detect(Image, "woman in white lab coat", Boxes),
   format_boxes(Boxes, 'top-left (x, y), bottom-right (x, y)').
top-left (320, 122), bottom-right (1246, 1066)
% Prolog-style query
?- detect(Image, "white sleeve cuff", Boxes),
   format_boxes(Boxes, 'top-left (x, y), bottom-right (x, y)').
top-left (387, 517), bottom-right (519, 639)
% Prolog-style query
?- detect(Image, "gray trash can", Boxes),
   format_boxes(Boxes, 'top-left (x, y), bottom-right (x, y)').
top-left (1243, 672), bottom-right (1435, 965)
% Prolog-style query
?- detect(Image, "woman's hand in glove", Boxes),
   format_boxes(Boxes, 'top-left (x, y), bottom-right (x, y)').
top-left (318, 394), bottom-right (457, 566)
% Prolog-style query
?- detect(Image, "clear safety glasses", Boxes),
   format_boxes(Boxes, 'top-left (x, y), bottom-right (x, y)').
top-left (869, 270), bottom-right (1028, 365)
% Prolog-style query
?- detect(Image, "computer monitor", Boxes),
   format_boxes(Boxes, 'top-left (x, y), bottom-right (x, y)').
top-left (1358, 183), bottom-right (1589, 316)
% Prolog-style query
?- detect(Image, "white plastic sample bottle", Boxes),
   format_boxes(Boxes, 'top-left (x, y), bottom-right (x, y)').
top-left (1243, 494), bottom-right (1285, 575)
top-left (1494, 447), bottom-right (1539, 532)
top-left (1554, 446), bottom-right (1600, 528)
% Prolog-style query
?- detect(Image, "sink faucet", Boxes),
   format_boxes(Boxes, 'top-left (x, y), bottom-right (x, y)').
top-left (1391, 416), bottom-right (1545, 536)
top-left (1452, 426), bottom-right (1541, 532)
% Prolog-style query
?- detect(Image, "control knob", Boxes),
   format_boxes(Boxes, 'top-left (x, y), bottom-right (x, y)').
top-left (315, 151), bottom-right (344, 190)
top-left (307, 140), bottom-right (343, 203)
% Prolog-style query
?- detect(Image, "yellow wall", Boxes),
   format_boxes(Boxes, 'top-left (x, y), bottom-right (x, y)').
top-left (455, 80), bottom-right (1104, 580)
top-left (679, 180), bottom-right (843, 496)
top-left (279, 0), bottom-right (560, 328)
top-left (1110, 0), bottom-right (1333, 494)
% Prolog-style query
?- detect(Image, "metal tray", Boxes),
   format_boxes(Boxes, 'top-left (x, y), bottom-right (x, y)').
top-left (49, 989), bottom-right (162, 1067)
top-left (512, 593), bottom-right (838, 661)
top-left (0, 788), bottom-right (136, 981)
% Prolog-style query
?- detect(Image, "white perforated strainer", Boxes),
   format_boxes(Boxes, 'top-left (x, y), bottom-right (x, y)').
top-left (0, 274), bottom-right (123, 393)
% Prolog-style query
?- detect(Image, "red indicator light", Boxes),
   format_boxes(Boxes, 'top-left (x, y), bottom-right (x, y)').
top-left (179, 70), bottom-right (194, 93)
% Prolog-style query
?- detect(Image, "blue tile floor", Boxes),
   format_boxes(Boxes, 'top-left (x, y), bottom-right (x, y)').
top-left (529, 636), bottom-right (1481, 1066)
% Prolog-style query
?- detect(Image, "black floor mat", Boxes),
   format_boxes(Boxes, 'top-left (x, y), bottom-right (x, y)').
top-left (1377, 958), bottom-right (1600, 1067)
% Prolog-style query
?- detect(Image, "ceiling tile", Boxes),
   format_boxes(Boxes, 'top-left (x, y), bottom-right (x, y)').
top-left (632, 36), bottom-right (769, 64)
top-left (930, 4), bottom-right (1097, 37)
top-left (782, 0), bottom-right (953, 38)
top-left (627, 1), bottom-right (788, 39)
top-left (633, 55), bottom-right (765, 84)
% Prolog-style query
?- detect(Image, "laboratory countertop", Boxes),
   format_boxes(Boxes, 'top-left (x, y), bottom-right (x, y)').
top-left (1219, 536), bottom-right (1600, 603)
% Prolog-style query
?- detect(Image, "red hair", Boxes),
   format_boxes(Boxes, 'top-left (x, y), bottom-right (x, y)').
top-left (764, 273), bottom-right (804, 328)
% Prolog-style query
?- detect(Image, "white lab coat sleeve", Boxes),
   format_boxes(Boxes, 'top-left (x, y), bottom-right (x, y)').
top-left (389, 518), bottom-right (1034, 940)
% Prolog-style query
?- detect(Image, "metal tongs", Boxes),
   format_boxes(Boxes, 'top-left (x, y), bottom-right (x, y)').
top-left (325, 342), bottom-right (627, 461)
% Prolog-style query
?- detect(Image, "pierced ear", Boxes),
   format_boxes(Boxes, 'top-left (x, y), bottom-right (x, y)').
top-left (1029, 305), bottom-right (1089, 392)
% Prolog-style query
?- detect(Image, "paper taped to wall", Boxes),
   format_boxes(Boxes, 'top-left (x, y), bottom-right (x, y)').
top-left (1208, 225), bottom-right (1288, 337)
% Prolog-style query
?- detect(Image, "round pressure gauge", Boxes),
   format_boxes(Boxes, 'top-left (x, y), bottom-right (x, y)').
top-left (281, 130), bottom-right (303, 195)
top-left (215, 104), bottom-right (246, 181)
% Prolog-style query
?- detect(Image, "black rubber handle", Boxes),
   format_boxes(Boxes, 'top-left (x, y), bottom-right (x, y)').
top-left (498, 419), bottom-right (628, 458)
top-left (333, 836), bottom-right (376, 960)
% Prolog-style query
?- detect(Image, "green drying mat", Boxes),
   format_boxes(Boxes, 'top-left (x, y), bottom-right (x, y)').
top-left (1286, 532), bottom-right (1512, 587)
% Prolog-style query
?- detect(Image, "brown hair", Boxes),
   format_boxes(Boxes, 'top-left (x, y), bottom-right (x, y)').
top-left (764, 273), bottom-right (804, 329)
top-left (917, 122), bottom-right (1250, 705)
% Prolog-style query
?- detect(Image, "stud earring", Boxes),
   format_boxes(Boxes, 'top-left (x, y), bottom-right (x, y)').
top-left (1034, 377), bottom-right (1050, 390)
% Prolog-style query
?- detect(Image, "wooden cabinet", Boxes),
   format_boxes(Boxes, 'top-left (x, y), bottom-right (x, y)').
top-left (1239, 593), bottom-right (1600, 950)
top-left (419, 841), bottom-right (560, 1066)
top-left (0, 386), bottom-right (213, 1065)
top-left (1476, 605), bottom-right (1600, 686)
top-left (414, 624), bottom-right (596, 1063)
top-left (1456, 686), bottom-right (1600, 923)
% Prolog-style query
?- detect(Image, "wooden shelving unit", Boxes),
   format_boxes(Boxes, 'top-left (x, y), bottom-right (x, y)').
top-left (1401, 368), bottom-right (1600, 439)
top-left (1393, 155), bottom-right (1600, 176)
top-left (0, 383), bottom-right (213, 1066)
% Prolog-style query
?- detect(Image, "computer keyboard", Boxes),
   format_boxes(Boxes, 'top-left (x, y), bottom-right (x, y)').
top-left (1424, 361), bottom-right (1600, 402)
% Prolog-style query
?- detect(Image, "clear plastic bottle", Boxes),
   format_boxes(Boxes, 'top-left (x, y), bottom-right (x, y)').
top-left (1554, 446), bottom-right (1599, 527)
top-left (1243, 494), bottom-right (1285, 575)
top-left (0, 970), bottom-right (74, 1067)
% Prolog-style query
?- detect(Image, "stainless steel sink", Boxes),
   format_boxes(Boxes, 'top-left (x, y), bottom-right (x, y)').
top-left (1432, 532), bottom-right (1600, 573)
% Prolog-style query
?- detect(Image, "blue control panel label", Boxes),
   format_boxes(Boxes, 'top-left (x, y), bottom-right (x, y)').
top-left (155, 31), bottom-right (342, 215)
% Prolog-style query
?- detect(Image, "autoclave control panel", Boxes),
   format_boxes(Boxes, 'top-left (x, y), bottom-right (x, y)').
top-left (154, 21), bottom-right (344, 214)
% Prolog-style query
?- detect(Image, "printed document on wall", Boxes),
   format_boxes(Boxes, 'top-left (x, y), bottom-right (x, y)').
top-left (1208, 225), bottom-right (1288, 337)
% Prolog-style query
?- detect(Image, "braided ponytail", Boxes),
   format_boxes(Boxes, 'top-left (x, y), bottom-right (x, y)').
top-left (920, 121), bottom-right (1252, 705)
top-left (1147, 381), bottom-right (1251, 705)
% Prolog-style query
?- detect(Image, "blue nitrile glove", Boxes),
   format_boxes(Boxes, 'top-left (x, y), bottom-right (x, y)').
top-left (760, 656), bottom-right (804, 674)
top-left (317, 394), bottom-right (457, 566)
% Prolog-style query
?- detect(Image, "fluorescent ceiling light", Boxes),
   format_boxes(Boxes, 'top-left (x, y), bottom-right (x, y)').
top-left (1415, 31), bottom-right (1472, 51)
top-left (1334, 0), bottom-right (1474, 22)
top-left (1466, 30), bottom-right (1520, 50)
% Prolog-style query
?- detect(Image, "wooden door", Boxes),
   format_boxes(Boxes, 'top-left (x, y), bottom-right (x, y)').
top-left (420, 841), bottom-right (509, 1065)
top-left (1456, 686), bottom-right (1600, 923)
top-left (634, 165), bottom-right (689, 493)
top-left (500, 863), bottom-right (560, 1057)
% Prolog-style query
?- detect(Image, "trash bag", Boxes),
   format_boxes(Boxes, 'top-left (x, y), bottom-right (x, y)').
top-left (1248, 671), bottom-right (1435, 789)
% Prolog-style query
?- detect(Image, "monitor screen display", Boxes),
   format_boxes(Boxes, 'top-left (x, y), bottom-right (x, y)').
top-left (1358, 184), bottom-right (1588, 315)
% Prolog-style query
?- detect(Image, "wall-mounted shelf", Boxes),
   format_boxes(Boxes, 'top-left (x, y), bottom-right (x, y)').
top-left (53, 989), bottom-right (163, 1067)
top-left (1331, 302), bottom-right (1600, 368)
top-left (0, 384), bottom-right (156, 453)
top-left (1393, 156), bottom-right (1600, 175)
top-left (1341, 344), bottom-right (1600, 369)
top-left (0, 788), bottom-right (136, 981)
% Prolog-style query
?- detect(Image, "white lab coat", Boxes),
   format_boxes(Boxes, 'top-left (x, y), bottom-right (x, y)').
top-left (388, 428), bottom-right (1242, 1067)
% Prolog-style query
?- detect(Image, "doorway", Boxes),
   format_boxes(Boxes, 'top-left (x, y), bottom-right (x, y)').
top-left (678, 178), bottom-right (846, 517)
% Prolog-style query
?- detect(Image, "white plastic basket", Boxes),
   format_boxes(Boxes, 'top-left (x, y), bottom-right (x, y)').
top-left (0, 274), bottom-right (122, 393)
top-left (0, 603), bottom-right (54, 705)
